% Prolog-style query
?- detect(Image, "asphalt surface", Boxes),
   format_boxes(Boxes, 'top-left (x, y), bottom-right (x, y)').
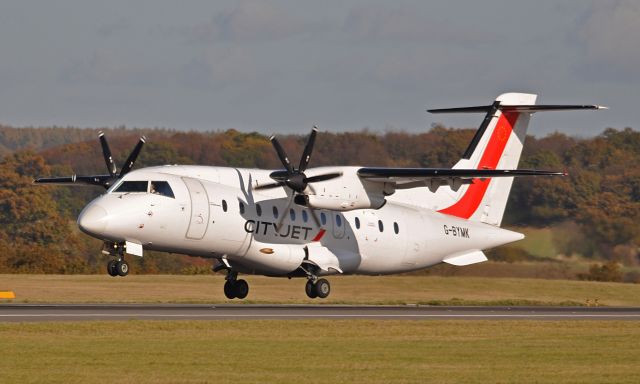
top-left (1, 304), bottom-right (640, 322)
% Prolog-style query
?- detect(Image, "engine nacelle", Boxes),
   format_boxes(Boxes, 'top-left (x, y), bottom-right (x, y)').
top-left (297, 166), bottom-right (389, 211)
top-left (242, 241), bottom-right (306, 274)
top-left (304, 194), bottom-right (385, 211)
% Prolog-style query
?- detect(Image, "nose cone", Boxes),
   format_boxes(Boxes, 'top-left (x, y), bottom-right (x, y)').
top-left (78, 204), bottom-right (108, 236)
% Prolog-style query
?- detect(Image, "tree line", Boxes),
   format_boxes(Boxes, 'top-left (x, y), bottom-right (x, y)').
top-left (0, 125), bottom-right (638, 273)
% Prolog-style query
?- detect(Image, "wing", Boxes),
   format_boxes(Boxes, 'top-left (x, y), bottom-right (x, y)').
top-left (357, 167), bottom-right (565, 191)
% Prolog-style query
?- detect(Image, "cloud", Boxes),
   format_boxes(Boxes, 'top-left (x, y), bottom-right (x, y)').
top-left (177, 47), bottom-right (260, 90)
top-left (342, 4), bottom-right (495, 45)
top-left (184, 1), bottom-right (308, 43)
top-left (574, 1), bottom-right (640, 81)
top-left (96, 18), bottom-right (130, 38)
top-left (58, 51), bottom-right (165, 87)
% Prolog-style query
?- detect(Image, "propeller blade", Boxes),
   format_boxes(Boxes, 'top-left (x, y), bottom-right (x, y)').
top-left (276, 194), bottom-right (296, 232)
top-left (99, 132), bottom-right (117, 177)
top-left (308, 207), bottom-right (321, 227)
top-left (119, 136), bottom-right (146, 177)
top-left (254, 181), bottom-right (286, 190)
top-left (268, 170), bottom-right (289, 181)
top-left (298, 126), bottom-right (318, 173)
top-left (270, 136), bottom-right (294, 174)
top-left (304, 172), bottom-right (342, 184)
top-left (34, 175), bottom-right (113, 188)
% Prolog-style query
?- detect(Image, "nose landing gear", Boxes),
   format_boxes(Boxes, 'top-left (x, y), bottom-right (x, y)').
top-left (104, 242), bottom-right (129, 277)
top-left (106, 258), bottom-right (129, 277)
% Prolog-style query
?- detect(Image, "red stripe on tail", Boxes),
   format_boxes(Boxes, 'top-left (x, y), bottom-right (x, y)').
top-left (438, 111), bottom-right (519, 219)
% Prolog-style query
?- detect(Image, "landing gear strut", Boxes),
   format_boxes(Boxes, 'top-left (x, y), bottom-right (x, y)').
top-left (104, 242), bottom-right (129, 277)
top-left (222, 270), bottom-right (249, 300)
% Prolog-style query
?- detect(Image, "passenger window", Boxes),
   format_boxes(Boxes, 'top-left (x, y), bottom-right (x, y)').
top-left (394, 222), bottom-right (399, 234)
top-left (115, 181), bottom-right (148, 193)
top-left (378, 220), bottom-right (384, 232)
top-left (336, 215), bottom-right (342, 227)
top-left (302, 210), bottom-right (308, 223)
top-left (355, 217), bottom-right (360, 229)
top-left (256, 204), bottom-right (262, 217)
top-left (222, 200), bottom-right (227, 212)
top-left (290, 209), bottom-right (296, 221)
top-left (321, 212), bottom-right (327, 226)
top-left (239, 202), bottom-right (245, 214)
top-left (273, 206), bottom-right (279, 219)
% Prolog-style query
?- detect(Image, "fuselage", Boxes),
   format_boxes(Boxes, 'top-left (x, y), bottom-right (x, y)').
top-left (78, 165), bottom-right (524, 277)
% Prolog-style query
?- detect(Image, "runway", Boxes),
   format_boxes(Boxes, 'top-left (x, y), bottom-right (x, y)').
top-left (1, 304), bottom-right (640, 322)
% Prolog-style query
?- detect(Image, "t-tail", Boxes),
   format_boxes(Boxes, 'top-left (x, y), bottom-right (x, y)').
top-left (430, 92), bottom-right (606, 227)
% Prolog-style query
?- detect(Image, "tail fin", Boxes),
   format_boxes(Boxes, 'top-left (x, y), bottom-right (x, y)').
top-left (430, 92), bottom-right (603, 226)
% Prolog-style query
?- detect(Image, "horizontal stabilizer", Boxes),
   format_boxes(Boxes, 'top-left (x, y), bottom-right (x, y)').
top-left (358, 168), bottom-right (564, 180)
top-left (442, 250), bottom-right (487, 266)
top-left (428, 104), bottom-right (606, 114)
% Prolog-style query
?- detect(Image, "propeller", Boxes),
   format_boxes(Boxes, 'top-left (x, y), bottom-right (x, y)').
top-left (256, 126), bottom-right (341, 229)
top-left (256, 126), bottom-right (342, 193)
top-left (34, 131), bottom-right (146, 189)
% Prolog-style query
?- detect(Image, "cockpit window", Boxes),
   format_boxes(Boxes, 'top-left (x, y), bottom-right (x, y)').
top-left (150, 181), bottom-right (175, 198)
top-left (115, 181), bottom-right (148, 193)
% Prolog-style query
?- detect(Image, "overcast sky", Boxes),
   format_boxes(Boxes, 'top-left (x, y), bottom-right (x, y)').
top-left (0, 1), bottom-right (638, 137)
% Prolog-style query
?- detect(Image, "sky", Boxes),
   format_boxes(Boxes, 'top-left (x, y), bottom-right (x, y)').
top-left (0, 0), bottom-right (638, 137)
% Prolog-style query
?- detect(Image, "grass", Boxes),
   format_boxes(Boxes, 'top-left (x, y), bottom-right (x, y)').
top-left (515, 226), bottom-right (558, 258)
top-left (1, 320), bottom-right (639, 383)
top-left (2, 274), bottom-right (640, 306)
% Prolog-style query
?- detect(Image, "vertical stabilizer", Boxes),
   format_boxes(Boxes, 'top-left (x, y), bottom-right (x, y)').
top-left (437, 93), bottom-right (537, 226)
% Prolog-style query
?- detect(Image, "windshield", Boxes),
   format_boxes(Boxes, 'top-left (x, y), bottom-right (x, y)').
top-left (150, 181), bottom-right (175, 198)
top-left (114, 181), bottom-right (148, 193)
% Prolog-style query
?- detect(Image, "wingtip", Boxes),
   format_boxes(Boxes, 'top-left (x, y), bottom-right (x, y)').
top-left (596, 105), bottom-right (609, 110)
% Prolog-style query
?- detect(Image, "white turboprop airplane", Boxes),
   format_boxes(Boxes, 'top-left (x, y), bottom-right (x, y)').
top-left (35, 93), bottom-right (604, 299)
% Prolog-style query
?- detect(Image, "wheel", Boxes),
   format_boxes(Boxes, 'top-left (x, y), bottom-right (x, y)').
top-left (235, 279), bottom-right (249, 299)
top-left (224, 280), bottom-right (236, 299)
top-left (305, 280), bottom-right (318, 299)
top-left (107, 260), bottom-right (118, 277)
top-left (115, 260), bottom-right (129, 277)
top-left (315, 279), bottom-right (330, 299)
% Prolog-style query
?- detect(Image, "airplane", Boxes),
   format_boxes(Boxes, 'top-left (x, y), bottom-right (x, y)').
top-left (34, 93), bottom-right (605, 299)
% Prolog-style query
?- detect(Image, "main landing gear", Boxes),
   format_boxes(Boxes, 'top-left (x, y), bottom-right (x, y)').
top-left (213, 260), bottom-right (250, 300)
top-left (223, 270), bottom-right (249, 300)
top-left (305, 278), bottom-right (330, 299)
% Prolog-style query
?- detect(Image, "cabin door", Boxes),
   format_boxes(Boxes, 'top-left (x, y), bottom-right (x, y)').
top-left (183, 178), bottom-right (210, 240)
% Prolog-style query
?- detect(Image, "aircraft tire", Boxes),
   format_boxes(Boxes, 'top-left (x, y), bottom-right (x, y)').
top-left (305, 280), bottom-right (318, 299)
top-left (115, 260), bottom-right (129, 277)
top-left (235, 279), bottom-right (249, 299)
top-left (315, 279), bottom-right (330, 299)
top-left (107, 260), bottom-right (118, 277)
top-left (224, 281), bottom-right (236, 299)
